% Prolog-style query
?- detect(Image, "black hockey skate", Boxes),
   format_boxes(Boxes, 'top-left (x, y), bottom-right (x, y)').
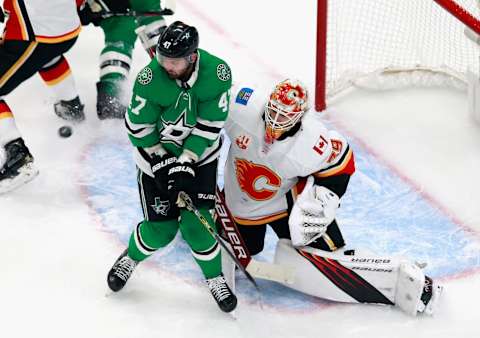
top-left (96, 81), bottom-right (127, 120)
top-left (206, 274), bottom-right (237, 313)
top-left (417, 276), bottom-right (443, 315)
top-left (0, 138), bottom-right (38, 194)
top-left (54, 96), bottom-right (85, 122)
top-left (107, 249), bottom-right (139, 292)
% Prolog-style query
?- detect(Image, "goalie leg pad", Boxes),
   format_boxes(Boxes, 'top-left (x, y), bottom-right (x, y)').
top-left (274, 239), bottom-right (395, 303)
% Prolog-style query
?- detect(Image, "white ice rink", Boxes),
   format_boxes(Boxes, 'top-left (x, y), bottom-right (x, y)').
top-left (1, 1), bottom-right (480, 337)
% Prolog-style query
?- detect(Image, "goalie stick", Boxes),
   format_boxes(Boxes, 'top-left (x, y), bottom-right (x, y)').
top-left (177, 191), bottom-right (259, 291)
top-left (214, 187), bottom-right (295, 284)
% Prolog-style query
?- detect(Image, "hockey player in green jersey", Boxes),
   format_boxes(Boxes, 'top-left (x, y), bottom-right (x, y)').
top-left (79, 0), bottom-right (168, 119)
top-left (106, 21), bottom-right (237, 313)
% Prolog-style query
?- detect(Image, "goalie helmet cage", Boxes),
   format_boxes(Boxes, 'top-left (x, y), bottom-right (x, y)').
top-left (315, 0), bottom-right (480, 111)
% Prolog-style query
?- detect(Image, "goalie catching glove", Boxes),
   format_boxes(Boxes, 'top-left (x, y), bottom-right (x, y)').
top-left (288, 176), bottom-right (340, 247)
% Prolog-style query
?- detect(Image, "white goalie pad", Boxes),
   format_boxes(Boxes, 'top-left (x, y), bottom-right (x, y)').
top-left (273, 239), bottom-right (441, 316)
top-left (288, 176), bottom-right (339, 247)
top-left (274, 239), bottom-right (400, 303)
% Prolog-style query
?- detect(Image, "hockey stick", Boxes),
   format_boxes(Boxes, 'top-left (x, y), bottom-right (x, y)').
top-left (98, 9), bottom-right (174, 19)
top-left (87, 0), bottom-right (176, 19)
top-left (214, 187), bottom-right (295, 284)
top-left (178, 191), bottom-right (260, 290)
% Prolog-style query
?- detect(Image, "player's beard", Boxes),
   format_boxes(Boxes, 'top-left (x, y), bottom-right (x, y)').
top-left (166, 64), bottom-right (195, 81)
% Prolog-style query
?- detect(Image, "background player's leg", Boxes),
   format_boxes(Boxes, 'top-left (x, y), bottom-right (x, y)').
top-left (97, 16), bottom-right (136, 119)
top-left (131, 0), bottom-right (167, 56)
top-left (39, 55), bottom-right (84, 122)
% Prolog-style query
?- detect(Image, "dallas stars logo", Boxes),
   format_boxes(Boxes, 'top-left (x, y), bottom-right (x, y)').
top-left (216, 64), bottom-right (231, 81)
top-left (160, 92), bottom-right (195, 145)
top-left (138, 67), bottom-right (153, 85)
top-left (150, 197), bottom-right (170, 216)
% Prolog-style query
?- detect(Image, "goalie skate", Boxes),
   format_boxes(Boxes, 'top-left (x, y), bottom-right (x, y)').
top-left (418, 276), bottom-right (443, 315)
top-left (0, 138), bottom-right (39, 194)
top-left (395, 262), bottom-right (443, 316)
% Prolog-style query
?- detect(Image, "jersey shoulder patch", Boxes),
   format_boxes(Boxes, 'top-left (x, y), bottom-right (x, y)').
top-left (235, 87), bottom-right (254, 105)
top-left (216, 63), bottom-right (231, 82)
top-left (137, 66), bottom-right (153, 85)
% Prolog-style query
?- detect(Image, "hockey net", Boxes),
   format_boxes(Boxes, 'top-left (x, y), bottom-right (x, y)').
top-left (315, 0), bottom-right (480, 111)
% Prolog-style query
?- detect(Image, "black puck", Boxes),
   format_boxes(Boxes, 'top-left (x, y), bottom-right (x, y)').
top-left (58, 126), bottom-right (73, 138)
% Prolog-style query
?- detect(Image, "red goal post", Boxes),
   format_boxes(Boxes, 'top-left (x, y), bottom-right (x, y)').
top-left (315, 0), bottom-right (480, 111)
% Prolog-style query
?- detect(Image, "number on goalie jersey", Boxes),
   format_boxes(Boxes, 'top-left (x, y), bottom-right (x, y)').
top-left (222, 79), bottom-right (442, 316)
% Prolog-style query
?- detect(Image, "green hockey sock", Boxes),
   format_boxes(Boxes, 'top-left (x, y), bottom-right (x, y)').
top-left (179, 208), bottom-right (222, 278)
top-left (128, 219), bottom-right (179, 261)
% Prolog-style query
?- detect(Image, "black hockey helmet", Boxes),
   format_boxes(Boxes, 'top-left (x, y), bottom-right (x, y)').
top-left (156, 21), bottom-right (199, 58)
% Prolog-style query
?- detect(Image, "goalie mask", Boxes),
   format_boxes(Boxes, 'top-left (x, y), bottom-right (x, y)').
top-left (264, 79), bottom-right (309, 144)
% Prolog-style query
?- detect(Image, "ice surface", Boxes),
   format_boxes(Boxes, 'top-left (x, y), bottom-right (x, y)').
top-left (1, 1), bottom-right (480, 337)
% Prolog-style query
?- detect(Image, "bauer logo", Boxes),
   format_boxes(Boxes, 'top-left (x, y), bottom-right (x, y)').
top-left (235, 88), bottom-right (253, 105)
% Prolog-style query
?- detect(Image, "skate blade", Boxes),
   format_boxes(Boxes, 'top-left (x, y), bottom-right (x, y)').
top-left (0, 163), bottom-right (39, 194)
top-left (228, 310), bottom-right (237, 320)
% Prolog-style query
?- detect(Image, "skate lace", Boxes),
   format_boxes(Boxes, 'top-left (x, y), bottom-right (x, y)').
top-left (114, 256), bottom-right (137, 282)
top-left (206, 276), bottom-right (230, 302)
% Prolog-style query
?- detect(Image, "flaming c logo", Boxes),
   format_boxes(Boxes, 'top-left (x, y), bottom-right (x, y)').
top-left (235, 158), bottom-right (281, 201)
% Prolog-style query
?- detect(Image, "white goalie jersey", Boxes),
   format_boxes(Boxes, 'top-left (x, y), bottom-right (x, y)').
top-left (223, 84), bottom-right (354, 225)
top-left (2, 0), bottom-right (81, 43)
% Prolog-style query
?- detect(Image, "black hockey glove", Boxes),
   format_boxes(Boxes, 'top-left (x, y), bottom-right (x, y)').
top-left (77, 3), bottom-right (103, 26)
top-left (78, 0), bottom-right (130, 25)
top-left (150, 153), bottom-right (177, 191)
top-left (167, 161), bottom-right (197, 205)
top-left (1, 6), bottom-right (5, 23)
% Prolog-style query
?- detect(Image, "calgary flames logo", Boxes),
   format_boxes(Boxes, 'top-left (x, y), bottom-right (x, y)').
top-left (235, 158), bottom-right (281, 201)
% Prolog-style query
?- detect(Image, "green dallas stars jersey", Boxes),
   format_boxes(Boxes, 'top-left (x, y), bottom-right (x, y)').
top-left (125, 49), bottom-right (232, 174)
